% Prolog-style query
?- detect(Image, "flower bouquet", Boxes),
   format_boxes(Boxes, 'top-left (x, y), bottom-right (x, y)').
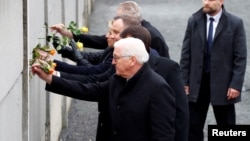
top-left (47, 21), bottom-right (88, 52)
top-left (30, 21), bottom-right (88, 78)
top-left (30, 43), bottom-right (57, 76)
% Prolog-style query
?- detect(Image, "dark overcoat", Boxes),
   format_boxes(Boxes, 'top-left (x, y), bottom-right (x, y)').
top-left (180, 7), bottom-right (247, 105)
top-left (60, 53), bottom-right (188, 141)
top-left (149, 54), bottom-right (189, 141)
top-left (73, 20), bottom-right (170, 58)
top-left (54, 47), bottom-right (113, 75)
top-left (46, 64), bottom-right (176, 141)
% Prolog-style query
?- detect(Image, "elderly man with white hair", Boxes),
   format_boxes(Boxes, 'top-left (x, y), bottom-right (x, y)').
top-left (32, 37), bottom-right (176, 141)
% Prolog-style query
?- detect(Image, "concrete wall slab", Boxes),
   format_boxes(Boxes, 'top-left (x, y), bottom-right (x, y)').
top-left (0, 0), bottom-right (23, 101)
top-left (0, 77), bottom-right (22, 141)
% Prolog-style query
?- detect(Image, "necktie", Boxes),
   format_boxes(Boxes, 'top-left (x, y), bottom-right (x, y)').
top-left (207, 17), bottom-right (214, 52)
top-left (206, 17), bottom-right (214, 72)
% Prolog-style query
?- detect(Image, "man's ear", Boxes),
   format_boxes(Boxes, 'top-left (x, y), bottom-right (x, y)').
top-left (129, 56), bottom-right (136, 67)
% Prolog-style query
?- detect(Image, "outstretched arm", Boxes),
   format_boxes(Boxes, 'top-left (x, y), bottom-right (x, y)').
top-left (60, 67), bottom-right (115, 83)
top-left (32, 64), bottom-right (109, 101)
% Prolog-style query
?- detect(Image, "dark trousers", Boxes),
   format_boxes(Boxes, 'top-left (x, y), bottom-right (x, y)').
top-left (188, 73), bottom-right (236, 141)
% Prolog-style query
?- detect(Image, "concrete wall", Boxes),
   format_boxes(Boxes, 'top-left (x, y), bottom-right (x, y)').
top-left (0, 0), bottom-right (93, 141)
top-left (0, 0), bottom-right (23, 141)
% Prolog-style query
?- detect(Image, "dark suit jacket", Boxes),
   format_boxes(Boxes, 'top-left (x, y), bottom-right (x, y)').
top-left (55, 47), bottom-right (114, 75)
top-left (59, 48), bottom-right (158, 83)
top-left (73, 34), bottom-right (108, 50)
top-left (46, 64), bottom-right (176, 141)
top-left (180, 6), bottom-right (247, 105)
top-left (60, 52), bottom-right (189, 141)
top-left (141, 20), bottom-right (170, 58)
top-left (73, 19), bottom-right (170, 58)
top-left (149, 54), bottom-right (189, 141)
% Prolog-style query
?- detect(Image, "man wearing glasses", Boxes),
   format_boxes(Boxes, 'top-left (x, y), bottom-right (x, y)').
top-left (32, 37), bottom-right (176, 141)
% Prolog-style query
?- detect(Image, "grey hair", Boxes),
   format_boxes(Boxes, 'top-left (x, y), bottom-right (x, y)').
top-left (114, 37), bottom-right (149, 64)
top-left (116, 1), bottom-right (143, 22)
top-left (113, 15), bottom-right (140, 28)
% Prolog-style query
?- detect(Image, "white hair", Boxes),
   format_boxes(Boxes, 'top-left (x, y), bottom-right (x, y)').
top-left (114, 37), bottom-right (149, 64)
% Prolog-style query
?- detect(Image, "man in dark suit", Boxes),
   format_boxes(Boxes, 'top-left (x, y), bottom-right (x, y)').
top-left (57, 25), bottom-right (189, 141)
top-left (116, 1), bottom-right (169, 57)
top-left (52, 15), bottom-right (140, 75)
top-left (32, 37), bottom-right (176, 141)
top-left (180, 0), bottom-right (247, 141)
top-left (51, 1), bottom-right (170, 59)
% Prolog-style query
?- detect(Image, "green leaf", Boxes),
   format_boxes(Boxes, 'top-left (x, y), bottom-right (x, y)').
top-left (42, 45), bottom-right (51, 50)
top-left (57, 46), bottom-right (62, 50)
top-left (74, 30), bottom-right (81, 35)
top-left (62, 36), bottom-right (68, 45)
top-left (35, 43), bottom-right (41, 48)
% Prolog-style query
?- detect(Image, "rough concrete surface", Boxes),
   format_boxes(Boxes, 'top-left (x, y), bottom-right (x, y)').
top-left (60, 0), bottom-right (250, 141)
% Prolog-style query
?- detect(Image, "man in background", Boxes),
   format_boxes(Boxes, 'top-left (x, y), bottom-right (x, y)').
top-left (180, 0), bottom-right (247, 141)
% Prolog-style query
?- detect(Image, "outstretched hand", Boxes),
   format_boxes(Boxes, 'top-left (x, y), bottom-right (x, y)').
top-left (50, 24), bottom-right (65, 33)
top-left (32, 64), bottom-right (53, 84)
top-left (50, 24), bottom-right (73, 39)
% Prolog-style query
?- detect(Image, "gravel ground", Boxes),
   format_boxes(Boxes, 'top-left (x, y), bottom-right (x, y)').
top-left (60, 0), bottom-right (250, 140)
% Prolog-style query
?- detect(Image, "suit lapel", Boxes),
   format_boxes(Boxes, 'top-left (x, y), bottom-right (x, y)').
top-left (195, 14), bottom-right (206, 48)
top-left (214, 14), bottom-right (226, 42)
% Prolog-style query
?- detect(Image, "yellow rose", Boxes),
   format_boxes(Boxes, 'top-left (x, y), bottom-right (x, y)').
top-left (76, 41), bottom-right (84, 51)
top-left (80, 26), bottom-right (88, 33)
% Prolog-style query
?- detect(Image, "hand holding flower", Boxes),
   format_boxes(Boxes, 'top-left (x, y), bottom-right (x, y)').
top-left (50, 24), bottom-right (73, 39)
top-left (30, 44), bottom-right (57, 77)
top-left (32, 63), bottom-right (53, 84)
top-left (30, 21), bottom-right (88, 79)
